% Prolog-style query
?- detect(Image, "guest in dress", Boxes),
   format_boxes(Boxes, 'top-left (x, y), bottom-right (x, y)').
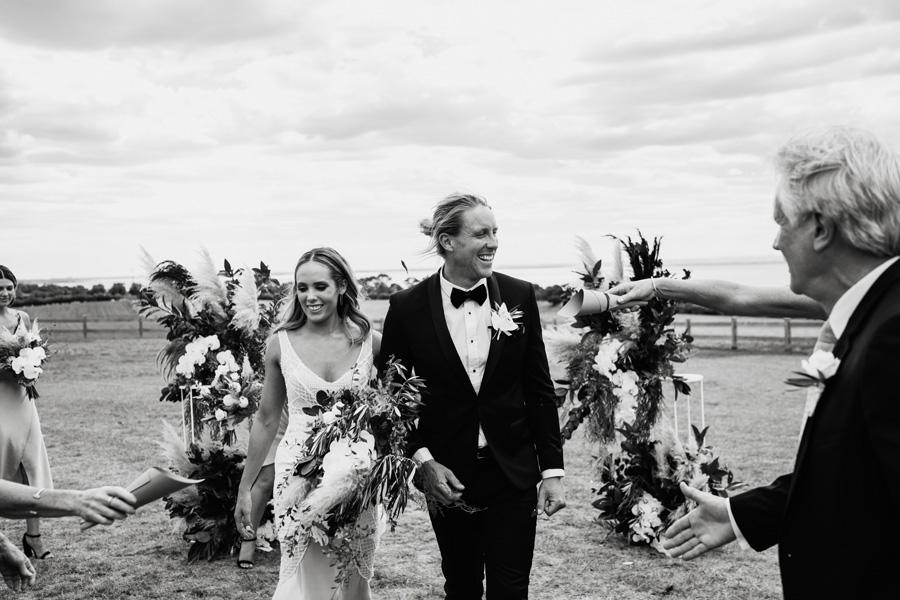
top-left (0, 266), bottom-right (54, 560)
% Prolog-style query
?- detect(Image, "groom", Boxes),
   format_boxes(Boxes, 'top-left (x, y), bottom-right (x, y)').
top-left (662, 127), bottom-right (900, 599)
top-left (379, 193), bottom-right (565, 599)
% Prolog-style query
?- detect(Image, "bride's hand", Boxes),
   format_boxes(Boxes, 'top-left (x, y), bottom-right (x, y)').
top-left (234, 490), bottom-right (254, 540)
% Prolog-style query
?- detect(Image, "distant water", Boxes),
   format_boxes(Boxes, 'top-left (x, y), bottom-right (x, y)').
top-left (26, 257), bottom-right (790, 290)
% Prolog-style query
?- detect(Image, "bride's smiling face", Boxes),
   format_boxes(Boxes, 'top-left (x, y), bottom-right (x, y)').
top-left (294, 261), bottom-right (346, 324)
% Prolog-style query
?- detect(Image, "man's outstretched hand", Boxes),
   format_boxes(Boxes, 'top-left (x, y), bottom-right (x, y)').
top-left (662, 482), bottom-right (736, 560)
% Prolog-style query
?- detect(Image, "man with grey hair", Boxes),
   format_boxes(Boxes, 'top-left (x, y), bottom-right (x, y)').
top-left (661, 127), bottom-right (900, 598)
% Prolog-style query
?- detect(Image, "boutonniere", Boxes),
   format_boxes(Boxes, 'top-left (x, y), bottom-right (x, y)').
top-left (786, 350), bottom-right (841, 388)
top-left (489, 302), bottom-right (524, 340)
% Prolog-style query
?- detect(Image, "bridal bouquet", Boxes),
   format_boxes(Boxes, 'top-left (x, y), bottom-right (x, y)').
top-left (280, 358), bottom-right (425, 583)
top-left (0, 319), bottom-right (48, 399)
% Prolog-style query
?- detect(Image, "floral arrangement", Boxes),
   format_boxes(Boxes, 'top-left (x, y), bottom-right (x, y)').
top-left (139, 250), bottom-right (284, 406)
top-left (159, 424), bottom-right (247, 562)
top-left (139, 250), bottom-right (286, 560)
top-left (591, 422), bottom-right (738, 550)
top-left (279, 358), bottom-right (425, 584)
top-left (554, 233), bottom-right (738, 550)
top-left (0, 319), bottom-right (48, 399)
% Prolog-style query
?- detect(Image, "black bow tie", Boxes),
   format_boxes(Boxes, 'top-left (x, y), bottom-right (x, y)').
top-left (450, 284), bottom-right (487, 308)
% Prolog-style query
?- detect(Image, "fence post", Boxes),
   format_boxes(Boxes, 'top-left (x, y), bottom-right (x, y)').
top-left (82, 316), bottom-right (89, 340)
top-left (730, 317), bottom-right (738, 350)
top-left (138, 316), bottom-right (144, 338)
top-left (783, 318), bottom-right (792, 353)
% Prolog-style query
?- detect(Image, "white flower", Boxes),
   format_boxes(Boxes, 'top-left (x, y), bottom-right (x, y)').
top-left (490, 303), bottom-right (522, 339)
top-left (205, 335), bottom-right (221, 351)
top-left (222, 395), bottom-right (237, 408)
top-left (801, 350), bottom-right (840, 381)
top-left (238, 396), bottom-right (249, 409)
top-left (241, 355), bottom-right (253, 378)
top-left (26, 347), bottom-right (46, 362)
top-left (592, 337), bottom-right (623, 377)
top-left (11, 356), bottom-right (42, 380)
top-left (214, 408), bottom-right (228, 421)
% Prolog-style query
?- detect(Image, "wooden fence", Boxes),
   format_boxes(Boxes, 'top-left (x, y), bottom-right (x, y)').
top-left (38, 314), bottom-right (825, 352)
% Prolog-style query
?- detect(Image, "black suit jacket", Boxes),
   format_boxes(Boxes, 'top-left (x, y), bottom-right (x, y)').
top-left (730, 258), bottom-right (900, 599)
top-left (378, 271), bottom-right (564, 490)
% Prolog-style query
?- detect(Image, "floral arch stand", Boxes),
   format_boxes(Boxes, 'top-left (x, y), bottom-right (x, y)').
top-left (555, 234), bottom-right (739, 551)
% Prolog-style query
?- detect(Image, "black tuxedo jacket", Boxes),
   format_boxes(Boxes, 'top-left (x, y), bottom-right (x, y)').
top-left (730, 258), bottom-right (900, 599)
top-left (378, 271), bottom-right (564, 490)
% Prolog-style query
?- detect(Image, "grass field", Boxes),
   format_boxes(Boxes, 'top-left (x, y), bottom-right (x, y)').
top-left (0, 333), bottom-right (807, 599)
top-left (23, 300), bottom-right (820, 355)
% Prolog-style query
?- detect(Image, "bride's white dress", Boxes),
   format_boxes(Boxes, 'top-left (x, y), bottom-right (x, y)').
top-left (272, 330), bottom-right (377, 600)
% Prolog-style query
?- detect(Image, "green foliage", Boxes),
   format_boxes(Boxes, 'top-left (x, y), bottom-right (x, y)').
top-left (163, 441), bottom-right (246, 562)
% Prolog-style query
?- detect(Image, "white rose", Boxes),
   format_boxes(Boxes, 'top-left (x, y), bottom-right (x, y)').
top-left (238, 396), bottom-right (249, 408)
top-left (222, 395), bottom-right (237, 408)
top-left (206, 336), bottom-right (221, 351)
top-left (214, 408), bottom-right (228, 421)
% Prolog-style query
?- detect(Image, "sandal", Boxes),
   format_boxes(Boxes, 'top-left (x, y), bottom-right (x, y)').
top-left (237, 537), bottom-right (257, 569)
top-left (22, 533), bottom-right (53, 560)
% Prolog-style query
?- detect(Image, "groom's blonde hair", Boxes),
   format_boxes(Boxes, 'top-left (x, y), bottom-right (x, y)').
top-left (775, 127), bottom-right (900, 256)
top-left (420, 193), bottom-right (491, 257)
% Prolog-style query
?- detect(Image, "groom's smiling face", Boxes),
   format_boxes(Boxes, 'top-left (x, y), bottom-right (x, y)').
top-left (441, 205), bottom-right (499, 288)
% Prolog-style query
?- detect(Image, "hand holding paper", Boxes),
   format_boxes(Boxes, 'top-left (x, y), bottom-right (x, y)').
top-left (81, 467), bottom-right (202, 531)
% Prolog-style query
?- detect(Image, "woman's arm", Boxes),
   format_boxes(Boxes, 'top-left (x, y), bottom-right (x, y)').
top-left (234, 337), bottom-right (287, 535)
top-left (0, 480), bottom-right (136, 523)
top-left (608, 278), bottom-right (826, 319)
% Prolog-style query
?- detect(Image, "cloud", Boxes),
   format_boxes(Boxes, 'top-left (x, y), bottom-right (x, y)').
top-left (0, 0), bottom-right (307, 49)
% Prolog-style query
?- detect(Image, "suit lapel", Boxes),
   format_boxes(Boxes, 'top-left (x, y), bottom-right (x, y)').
top-left (427, 272), bottom-right (477, 393)
top-left (791, 258), bottom-right (900, 486)
top-left (479, 275), bottom-right (504, 397)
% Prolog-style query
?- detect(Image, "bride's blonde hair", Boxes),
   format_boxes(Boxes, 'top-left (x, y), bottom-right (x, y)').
top-left (274, 247), bottom-right (370, 344)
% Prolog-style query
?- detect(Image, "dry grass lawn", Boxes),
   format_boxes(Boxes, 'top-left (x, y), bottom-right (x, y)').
top-left (0, 327), bottom-right (809, 600)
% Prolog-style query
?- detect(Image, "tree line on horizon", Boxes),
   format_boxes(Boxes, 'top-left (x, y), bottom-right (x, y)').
top-left (15, 276), bottom-right (715, 314)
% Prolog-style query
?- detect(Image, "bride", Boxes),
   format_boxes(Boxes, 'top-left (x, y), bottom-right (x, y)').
top-left (235, 247), bottom-right (381, 599)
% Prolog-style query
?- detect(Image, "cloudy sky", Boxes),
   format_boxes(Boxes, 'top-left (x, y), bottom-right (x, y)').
top-left (2, 0), bottom-right (900, 281)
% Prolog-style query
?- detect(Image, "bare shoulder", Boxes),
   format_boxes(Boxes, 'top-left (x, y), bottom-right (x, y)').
top-left (264, 331), bottom-right (283, 365)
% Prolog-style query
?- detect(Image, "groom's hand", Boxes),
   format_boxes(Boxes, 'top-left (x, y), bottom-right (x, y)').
top-left (537, 477), bottom-right (566, 516)
top-left (419, 460), bottom-right (465, 505)
top-left (662, 482), bottom-right (736, 560)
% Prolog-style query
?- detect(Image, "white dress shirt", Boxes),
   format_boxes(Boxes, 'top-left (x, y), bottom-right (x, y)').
top-left (727, 255), bottom-right (900, 548)
top-left (414, 269), bottom-right (565, 480)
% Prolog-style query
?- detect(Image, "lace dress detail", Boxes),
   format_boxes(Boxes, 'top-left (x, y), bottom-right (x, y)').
top-left (272, 330), bottom-right (376, 599)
